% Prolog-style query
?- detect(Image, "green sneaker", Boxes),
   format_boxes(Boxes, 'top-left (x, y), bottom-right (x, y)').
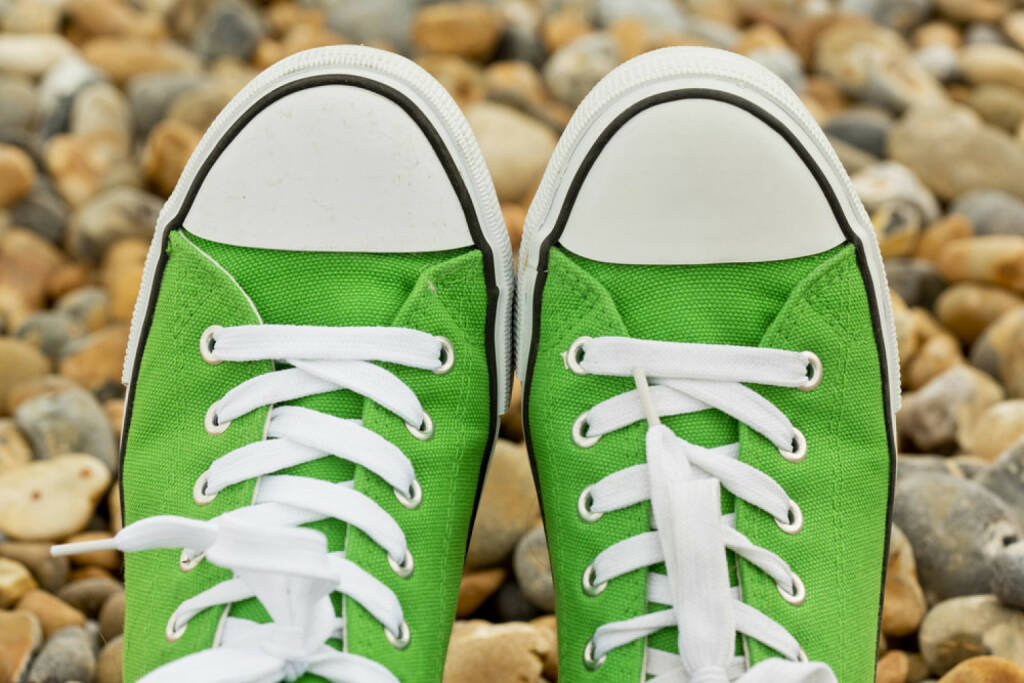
top-left (517, 47), bottom-right (899, 683)
top-left (54, 46), bottom-right (512, 682)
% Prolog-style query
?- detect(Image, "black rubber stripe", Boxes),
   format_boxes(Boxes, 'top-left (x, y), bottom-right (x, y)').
top-left (118, 74), bottom-right (503, 557)
top-left (520, 88), bottom-right (897, 672)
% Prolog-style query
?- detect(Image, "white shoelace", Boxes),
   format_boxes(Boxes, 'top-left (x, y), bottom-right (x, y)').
top-left (565, 336), bottom-right (838, 683)
top-left (54, 324), bottom-right (455, 683)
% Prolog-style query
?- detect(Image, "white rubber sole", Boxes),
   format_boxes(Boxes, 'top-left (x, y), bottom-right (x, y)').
top-left (123, 46), bottom-right (515, 412)
top-left (517, 46), bottom-right (901, 415)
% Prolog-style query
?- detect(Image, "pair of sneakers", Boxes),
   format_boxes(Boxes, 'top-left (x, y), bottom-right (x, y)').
top-left (54, 45), bottom-right (899, 683)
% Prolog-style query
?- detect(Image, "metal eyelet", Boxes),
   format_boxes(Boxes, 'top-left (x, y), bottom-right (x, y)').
top-left (780, 428), bottom-right (806, 463)
top-left (582, 563), bottom-right (607, 597)
top-left (776, 499), bottom-right (803, 535)
top-left (778, 571), bottom-right (806, 606)
top-left (204, 402), bottom-right (230, 435)
top-left (389, 549), bottom-right (414, 578)
top-left (165, 610), bottom-right (187, 642)
top-left (193, 472), bottom-right (217, 506)
top-left (577, 485), bottom-right (602, 522)
top-left (433, 337), bottom-right (455, 375)
top-left (395, 480), bottom-right (423, 510)
top-left (179, 548), bottom-right (203, 571)
top-left (406, 412), bottom-right (434, 441)
top-left (799, 351), bottom-right (822, 391)
top-left (583, 638), bottom-right (606, 671)
top-left (199, 325), bottom-right (223, 365)
top-left (572, 412), bottom-right (601, 448)
top-left (565, 336), bottom-right (592, 375)
top-left (385, 620), bottom-right (411, 650)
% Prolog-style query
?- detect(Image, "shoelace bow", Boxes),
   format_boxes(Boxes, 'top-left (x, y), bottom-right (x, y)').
top-left (54, 324), bottom-right (454, 683)
top-left (566, 336), bottom-right (838, 683)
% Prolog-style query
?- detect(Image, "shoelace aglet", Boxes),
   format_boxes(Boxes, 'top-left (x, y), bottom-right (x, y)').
top-left (632, 367), bottom-right (661, 427)
top-left (51, 537), bottom-right (119, 557)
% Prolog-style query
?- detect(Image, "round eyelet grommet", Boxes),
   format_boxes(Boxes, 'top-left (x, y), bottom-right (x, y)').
top-left (406, 412), bottom-right (434, 441)
top-left (200, 325), bottom-right (223, 365)
top-left (776, 499), bottom-right (804, 535)
top-left (385, 620), bottom-right (411, 650)
top-left (583, 638), bottom-right (606, 671)
top-left (434, 337), bottom-right (455, 375)
top-left (780, 428), bottom-right (806, 463)
top-left (193, 472), bottom-right (217, 506)
top-left (799, 351), bottom-right (822, 391)
top-left (395, 479), bottom-right (423, 510)
top-left (582, 563), bottom-right (607, 597)
top-left (204, 402), bottom-right (230, 435)
top-left (578, 485), bottom-right (602, 523)
top-left (166, 611), bottom-right (187, 642)
top-left (572, 412), bottom-right (601, 448)
top-left (389, 549), bottom-right (414, 578)
top-left (179, 548), bottom-right (203, 571)
top-left (566, 336), bottom-right (592, 376)
top-left (778, 571), bottom-right (806, 606)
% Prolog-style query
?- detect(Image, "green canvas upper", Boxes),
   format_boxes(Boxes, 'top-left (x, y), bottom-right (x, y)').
top-left (121, 229), bottom-right (494, 682)
top-left (524, 242), bottom-right (892, 682)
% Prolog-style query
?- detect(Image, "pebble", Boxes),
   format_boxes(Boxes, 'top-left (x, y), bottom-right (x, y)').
top-left (991, 541), bottom-right (1024, 609)
top-left (126, 71), bottom-right (206, 137)
top-left (45, 263), bottom-right (90, 302)
top-left (66, 186), bottom-right (162, 261)
top-left (884, 258), bottom-right (946, 309)
top-left (70, 80), bottom-right (133, 156)
top-left (894, 473), bottom-right (1019, 601)
top-left (939, 655), bottom-right (1024, 682)
top-left (513, 525), bottom-right (554, 613)
top-left (0, 143), bottom-right (36, 210)
top-left (24, 624), bottom-right (95, 683)
top-left (824, 107), bottom-right (893, 158)
top-left (102, 238), bottom-right (147, 321)
top-left (0, 74), bottom-right (36, 131)
top-left (0, 34), bottom-right (75, 77)
top-left (192, 0), bottom-right (265, 61)
top-left (444, 620), bottom-right (550, 683)
top-left (58, 324), bottom-right (130, 398)
top-left (543, 33), bottom-right (621, 107)
top-left (63, 531), bottom-right (119, 570)
top-left (883, 525), bottom-right (927, 637)
top-left (958, 400), bottom-right (1024, 460)
top-left (529, 614), bottom-right (558, 681)
top-left (15, 311), bottom-right (84, 358)
top-left (936, 282), bottom-right (1023, 344)
top-left (917, 214), bottom-right (974, 263)
top-left (0, 454), bottom-right (111, 541)
top-left (541, 7), bottom-right (593, 54)
top-left (0, 418), bottom-right (32, 474)
top-left (968, 84), bottom-right (1024, 132)
top-left (81, 38), bottom-right (201, 84)
top-left (962, 43), bottom-right (1024, 89)
top-left (913, 21), bottom-right (962, 48)
top-left (877, 649), bottom-right (910, 683)
top-left (919, 594), bottom-right (1024, 674)
top-left (141, 118), bottom-right (201, 198)
top-left (466, 439), bottom-right (541, 570)
top-left (971, 306), bottom-right (1024, 397)
top-left (9, 180), bottom-right (69, 243)
top-left (976, 440), bottom-right (1024, 527)
top-left (491, 581), bottom-right (541, 623)
top-left (457, 568), bottom-right (507, 618)
top-left (56, 286), bottom-right (110, 332)
top-left (97, 588), bottom-right (124, 639)
top-left (64, 0), bottom-right (166, 41)
top-left (16, 590), bottom-right (86, 638)
top-left (466, 102), bottom-right (557, 204)
top-left (0, 542), bottom-right (70, 593)
top-left (55, 576), bottom-right (121, 617)
top-left (748, 46), bottom-right (806, 92)
top-left (915, 42), bottom-right (961, 82)
top-left (0, 339), bottom-right (50, 416)
top-left (412, 3), bottom-right (503, 61)
top-left (0, 557), bottom-right (37, 608)
top-left (936, 0), bottom-right (1011, 22)
top-left (889, 103), bottom-right (1024, 201)
top-left (14, 381), bottom-right (117, 469)
top-left (937, 235), bottom-right (1024, 293)
top-left (324, 0), bottom-right (412, 49)
top-left (952, 190), bottom-right (1024, 237)
top-left (0, 609), bottom-right (41, 682)
top-left (95, 635), bottom-right (122, 683)
top-left (855, 162), bottom-right (940, 225)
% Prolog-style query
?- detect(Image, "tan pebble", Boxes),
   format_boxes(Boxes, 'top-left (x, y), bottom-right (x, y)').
top-left (141, 119), bottom-right (201, 198)
top-left (873, 203), bottom-right (922, 258)
top-left (0, 339), bottom-right (49, 417)
top-left (411, 2), bottom-right (503, 60)
top-left (935, 0), bottom-right (1010, 22)
top-left (608, 17), bottom-right (648, 62)
top-left (66, 0), bottom-right (165, 40)
top-left (500, 375), bottom-right (523, 441)
top-left (265, 3), bottom-right (327, 34)
top-left (415, 55), bottom-right (484, 109)
top-left (897, 365), bottom-right (1004, 453)
top-left (253, 23), bottom-right (343, 70)
top-left (108, 480), bottom-right (121, 533)
top-left (958, 400), bottom-right (1024, 461)
top-left (907, 652), bottom-right (929, 682)
top-left (44, 132), bottom-right (136, 209)
top-left (62, 531), bottom-right (120, 570)
top-left (45, 262), bottom-right (92, 301)
top-left (101, 240), bottom-right (146, 322)
top-left (905, 332), bottom-right (964, 390)
top-left (5, 374), bottom-right (77, 415)
top-left (444, 620), bottom-right (549, 683)
top-left (882, 526), bottom-right (927, 637)
top-left (466, 440), bottom-right (540, 569)
top-left (15, 589), bottom-right (84, 637)
top-left (916, 213), bottom-right (973, 262)
top-left (0, 35), bottom-right (74, 77)
top-left (0, 542), bottom-right (69, 593)
top-left (0, 144), bottom-right (35, 209)
top-left (58, 323), bottom-right (130, 394)
top-left (457, 568), bottom-right (506, 617)
top-left (0, 609), bottom-right (42, 682)
top-left (529, 615), bottom-right (557, 681)
top-left (936, 283), bottom-right (1023, 345)
top-left (0, 418), bottom-right (31, 474)
top-left (971, 307), bottom-right (1024, 397)
top-left (98, 589), bottom-right (124, 640)
top-left (937, 236), bottom-right (1024, 292)
top-left (1005, 11), bottom-right (1024, 51)
top-left (502, 204), bottom-right (525, 253)
top-left (913, 21), bottom-right (962, 48)
top-left (541, 7), bottom-right (591, 53)
top-left (961, 44), bottom-right (1024, 90)
top-left (0, 558), bottom-right (36, 607)
top-left (0, 227), bottom-right (64, 315)
top-left (466, 102), bottom-right (556, 204)
top-left (56, 576), bottom-right (122, 617)
top-left (81, 38), bottom-right (200, 83)
top-left (878, 650), bottom-right (910, 683)
top-left (939, 655), bottom-right (1024, 682)
top-left (95, 635), bottom-right (122, 683)
top-left (67, 566), bottom-right (114, 582)
top-left (0, 454), bottom-right (111, 541)
top-left (483, 61), bottom-right (547, 108)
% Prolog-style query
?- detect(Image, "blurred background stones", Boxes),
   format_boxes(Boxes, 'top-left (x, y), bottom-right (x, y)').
top-left (0, 0), bottom-right (1024, 681)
